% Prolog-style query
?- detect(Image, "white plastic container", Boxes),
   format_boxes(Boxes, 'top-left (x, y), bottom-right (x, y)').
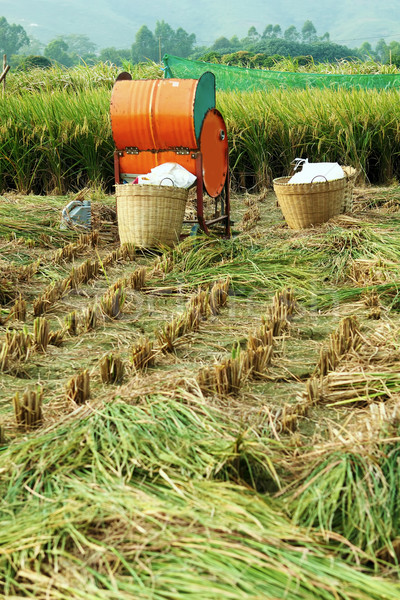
top-left (288, 159), bottom-right (344, 184)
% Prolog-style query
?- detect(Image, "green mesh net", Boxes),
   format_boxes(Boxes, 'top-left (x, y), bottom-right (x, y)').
top-left (163, 54), bottom-right (400, 91)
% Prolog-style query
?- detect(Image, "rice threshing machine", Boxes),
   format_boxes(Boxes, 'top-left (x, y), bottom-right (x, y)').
top-left (110, 72), bottom-right (231, 241)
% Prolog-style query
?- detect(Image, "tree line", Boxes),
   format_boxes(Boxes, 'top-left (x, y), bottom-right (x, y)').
top-left (1, 15), bottom-right (400, 69)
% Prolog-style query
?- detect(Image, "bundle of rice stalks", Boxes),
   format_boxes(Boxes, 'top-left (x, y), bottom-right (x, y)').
top-left (348, 258), bottom-right (390, 286)
top-left (65, 310), bottom-right (77, 335)
top-left (253, 321), bottom-right (274, 348)
top-left (8, 295), bottom-right (26, 321)
top-left (242, 339), bottom-right (273, 379)
top-left (84, 230), bottom-right (100, 248)
top-left (32, 296), bottom-right (47, 317)
top-left (15, 259), bottom-right (40, 282)
top-left (241, 202), bottom-right (261, 231)
top-left (183, 305), bottom-right (201, 332)
top-left (0, 424), bottom-right (5, 445)
top-left (48, 329), bottom-right (65, 347)
top-left (303, 376), bottom-right (321, 405)
top-left (364, 290), bottom-right (380, 307)
top-left (100, 287), bottom-right (125, 319)
top-left (316, 316), bottom-right (361, 377)
top-left (263, 302), bottom-right (289, 337)
top-left (0, 328), bottom-right (32, 371)
top-left (273, 288), bottom-right (297, 316)
top-left (209, 277), bottom-right (230, 315)
top-left (363, 290), bottom-right (382, 319)
top-left (13, 387), bottom-right (43, 429)
top-left (368, 305), bottom-right (382, 320)
top-left (33, 277), bottom-right (71, 316)
top-left (0, 277), bottom-right (16, 304)
top-left (198, 355), bottom-right (243, 397)
top-left (151, 253), bottom-right (174, 276)
top-left (101, 248), bottom-right (125, 268)
top-left (277, 403), bottom-right (303, 433)
top-left (119, 242), bottom-right (136, 261)
top-left (131, 337), bottom-right (155, 371)
top-left (52, 231), bottom-right (99, 264)
top-left (69, 258), bottom-right (99, 287)
top-left (156, 315), bottom-right (188, 353)
top-left (81, 305), bottom-right (98, 332)
top-left (323, 370), bottom-right (400, 405)
top-left (126, 266), bottom-right (147, 290)
top-left (100, 353), bottom-right (124, 384)
top-left (275, 377), bottom-right (320, 433)
top-left (109, 277), bottom-right (126, 293)
top-left (66, 370), bottom-right (90, 404)
top-left (33, 316), bottom-right (49, 352)
top-left (188, 288), bottom-right (210, 318)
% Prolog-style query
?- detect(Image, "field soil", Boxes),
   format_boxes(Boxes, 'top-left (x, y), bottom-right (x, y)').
top-left (1, 184), bottom-right (400, 598)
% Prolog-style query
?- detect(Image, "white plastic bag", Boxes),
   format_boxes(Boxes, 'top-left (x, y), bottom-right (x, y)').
top-left (288, 159), bottom-right (344, 184)
top-left (135, 163), bottom-right (196, 188)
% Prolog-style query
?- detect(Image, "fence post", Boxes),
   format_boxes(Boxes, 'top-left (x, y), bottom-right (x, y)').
top-left (1, 55), bottom-right (10, 95)
top-left (3, 55), bottom-right (6, 94)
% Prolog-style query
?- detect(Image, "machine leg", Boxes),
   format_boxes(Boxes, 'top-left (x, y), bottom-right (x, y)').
top-left (224, 170), bottom-right (231, 238)
top-left (195, 155), bottom-right (209, 235)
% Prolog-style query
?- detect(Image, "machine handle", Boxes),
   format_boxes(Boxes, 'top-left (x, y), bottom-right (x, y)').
top-left (311, 175), bottom-right (328, 183)
top-left (160, 177), bottom-right (175, 187)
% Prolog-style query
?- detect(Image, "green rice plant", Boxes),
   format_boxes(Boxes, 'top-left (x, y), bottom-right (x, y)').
top-left (0, 398), bottom-right (281, 499)
top-left (286, 448), bottom-right (400, 565)
top-left (6, 61), bottom-right (163, 94)
top-left (0, 88), bottom-right (113, 193)
top-left (2, 74), bottom-right (400, 192)
top-left (218, 87), bottom-right (400, 187)
top-left (1, 452), bottom-right (400, 599)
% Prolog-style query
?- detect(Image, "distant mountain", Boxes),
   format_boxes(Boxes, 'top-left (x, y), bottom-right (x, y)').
top-left (2, 0), bottom-right (398, 51)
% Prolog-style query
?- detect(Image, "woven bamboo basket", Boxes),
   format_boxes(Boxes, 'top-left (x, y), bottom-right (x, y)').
top-left (273, 176), bottom-right (346, 229)
top-left (116, 184), bottom-right (188, 247)
top-left (341, 166), bottom-right (357, 213)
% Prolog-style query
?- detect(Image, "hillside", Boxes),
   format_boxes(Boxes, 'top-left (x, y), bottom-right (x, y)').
top-left (2, 0), bottom-right (399, 51)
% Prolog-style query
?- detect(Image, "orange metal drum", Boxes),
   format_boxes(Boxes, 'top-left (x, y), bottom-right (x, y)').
top-left (200, 109), bottom-right (228, 198)
top-left (111, 76), bottom-right (215, 151)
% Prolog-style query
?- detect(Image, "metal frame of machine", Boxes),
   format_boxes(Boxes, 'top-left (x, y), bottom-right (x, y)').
top-left (111, 73), bottom-right (231, 238)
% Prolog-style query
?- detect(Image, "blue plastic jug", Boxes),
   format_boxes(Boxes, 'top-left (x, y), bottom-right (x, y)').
top-left (61, 200), bottom-right (91, 230)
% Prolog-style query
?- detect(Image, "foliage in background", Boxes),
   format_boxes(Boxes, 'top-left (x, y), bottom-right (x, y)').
top-left (4, 13), bottom-right (400, 70)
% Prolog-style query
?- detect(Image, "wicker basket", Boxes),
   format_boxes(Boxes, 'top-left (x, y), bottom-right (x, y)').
top-left (116, 184), bottom-right (188, 247)
top-left (341, 166), bottom-right (357, 213)
top-left (273, 176), bottom-right (346, 229)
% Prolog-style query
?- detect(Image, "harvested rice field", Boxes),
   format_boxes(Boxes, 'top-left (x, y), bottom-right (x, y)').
top-left (1, 185), bottom-right (400, 598)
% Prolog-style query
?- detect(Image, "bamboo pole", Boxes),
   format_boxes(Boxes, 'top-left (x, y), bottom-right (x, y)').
top-left (1, 55), bottom-right (9, 94)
